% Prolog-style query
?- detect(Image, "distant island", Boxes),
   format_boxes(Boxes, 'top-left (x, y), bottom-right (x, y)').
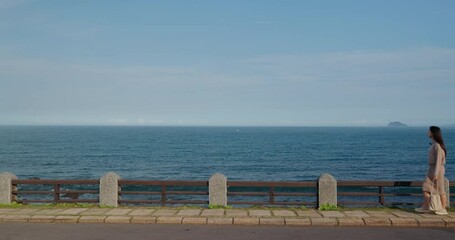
top-left (388, 121), bottom-right (408, 127)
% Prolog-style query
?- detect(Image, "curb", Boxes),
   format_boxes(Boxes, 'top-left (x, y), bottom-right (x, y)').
top-left (0, 215), bottom-right (453, 227)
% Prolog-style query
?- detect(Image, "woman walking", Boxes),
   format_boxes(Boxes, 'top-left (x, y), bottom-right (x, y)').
top-left (415, 126), bottom-right (448, 215)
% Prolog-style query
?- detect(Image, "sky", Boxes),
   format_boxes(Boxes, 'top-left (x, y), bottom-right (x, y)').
top-left (1, 0), bottom-right (454, 126)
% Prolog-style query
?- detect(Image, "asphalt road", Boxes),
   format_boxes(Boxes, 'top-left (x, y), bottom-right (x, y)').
top-left (0, 223), bottom-right (454, 240)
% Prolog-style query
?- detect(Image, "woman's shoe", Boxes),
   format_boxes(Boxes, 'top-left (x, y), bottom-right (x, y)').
top-left (435, 209), bottom-right (448, 215)
top-left (415, 207), bottom-right (430, 213)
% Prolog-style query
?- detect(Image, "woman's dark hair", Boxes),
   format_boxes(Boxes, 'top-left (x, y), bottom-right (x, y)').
top-left (430, 126), bottom-right (447, 156)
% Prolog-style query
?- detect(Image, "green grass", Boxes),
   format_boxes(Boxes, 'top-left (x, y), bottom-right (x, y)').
top-left (0, 202), bottom-right (23, 208)
top-left (208, 204), bottom-right (232, 209)
top-left (318, 204), bottom-right (339, 211)
top-left (0, 202), bottom-right (97, 208)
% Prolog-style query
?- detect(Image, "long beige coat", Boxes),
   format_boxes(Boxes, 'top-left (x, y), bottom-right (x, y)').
top-left (422, 140), bottom-right (446, 194)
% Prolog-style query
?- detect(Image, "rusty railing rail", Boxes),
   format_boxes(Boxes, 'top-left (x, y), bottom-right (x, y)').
top-left (118, 180), bottom-right (209, 206)
top-left (227, 181), bottom-right (317, 206)
top-left (450, 181), bottom-right (455, 207)
top-left (11, 179), bottom-right (100, 204)
top-left (338, 180), bottom-right (428, 206)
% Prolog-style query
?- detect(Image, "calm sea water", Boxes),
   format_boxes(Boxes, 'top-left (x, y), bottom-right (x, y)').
top-left (0, 126), bottom-right (454, 181)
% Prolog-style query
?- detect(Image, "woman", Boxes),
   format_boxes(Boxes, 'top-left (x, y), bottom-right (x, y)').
top-left (415, 126), bottom-right (448, 215)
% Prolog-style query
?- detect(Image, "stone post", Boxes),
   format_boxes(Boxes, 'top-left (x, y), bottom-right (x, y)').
top-left (445, 177), bottom-right (450, 207)
top-left (99, 172), bottom-right (120, 207)
top-left (318, 173), bottom-right (337, 209)
top-left (0, 172), bottom-right (17, 204)
top-left (209, 173), bottom-right (227, 206)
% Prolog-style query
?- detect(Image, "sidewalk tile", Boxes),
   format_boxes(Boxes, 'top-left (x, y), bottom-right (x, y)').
top-left (80, 208), bottom-right (111, 215)
top-left (285, 218), bottom-right (311, 226)
top-left (182, 217), bottom-right (207, 225)
top-left (129, 209), bottom-right (155, 216)
top-left (225, 209), bottom-right (248, 217)
top-left (78, 216), bottom-right (107, 223)
top-left (442, 218), bottom-right (455, 227)
top-left (59, 208), bottom-right (89, 215)
top-left (105, 208), bottom-right (133, 215)
top-left (156, 216), bottom-right (183, 224)
top-left (9, 209), bottom-right (40, 215)
top-left (343, 211), bottom-right (370, 218)
top-left (363, 218), bottom-right (392, 227)
top-left (54, 215), bottom-right (80, 223)
top-left (207, 217), bottom-right (233, 225)
top-left (364, 211), bottom-right (396, 218)
top-left (105, 216), bottom-right (131, 224)
top-left (296, 210), bottom-right (322, 218)
top-left (311, 218), bottom-right (337, 226)
top-left (33, 209), bottom-right (65, 215)
top-left (29, 215), bottom-right (55, 223)
top-left (337, 218), bottom-right (365, 226)
top-left (177, 209), bottom-right (201, 216)
top-left (201, 209), bottom-right (225, 217)
top-left (391, 211), bottom-right (422, 218)
top-left (249, 210), bottom-right (271, 217)
top-left (3, 215), bottom-right (30, 222)
top-left (318, 211), bottom-right (345, 218)
top-left (131, 216), bottom-right (157, 224)
top-left (260, 218), bottom-right (285, 226)
top-left (420, 213), bottom-right (449, 218)
top-left (416, 218), bottom-right (446, 227)
top-left (272, 210), bottom-right (296, 217)
top-left (234, 218), bottom-right (259, 225)
top-left (0, 209), bottom-right (16, 214)
top-left (152, 210), bottom-right (178, 217)
top-left (389, 218), bottom-right (418, 227)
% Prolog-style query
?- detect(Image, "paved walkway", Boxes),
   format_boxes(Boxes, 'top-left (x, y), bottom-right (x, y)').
top-left (0, 207), bottom-right (454, 227)
top-left (2, 223), bottom-right (455, 240)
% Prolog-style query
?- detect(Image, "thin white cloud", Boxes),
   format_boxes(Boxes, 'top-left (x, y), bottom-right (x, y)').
top-left (137, 118), bottom-right (146, 124)
top-left (242, 47), bottom-right (455, 85)
top-left (0, 0), bottom-right (28, 9)
top-left (1, 47), bottom-right (454, 126)
top-left (6, 47), bottom-right (453, 90)
top-left (250, 20), bottom-right (275, 25)
top-left (108, 119), bottom-right (129, 125)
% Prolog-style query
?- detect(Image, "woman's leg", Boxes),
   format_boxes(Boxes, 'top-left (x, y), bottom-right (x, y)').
top-left (440, 193), bottom-right (447, 209)
top-left (423, 191), bottom-right (430, 208)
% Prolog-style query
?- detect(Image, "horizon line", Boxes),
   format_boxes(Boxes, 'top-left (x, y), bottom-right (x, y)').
top-left (0, 124), bottom-right (450, 128)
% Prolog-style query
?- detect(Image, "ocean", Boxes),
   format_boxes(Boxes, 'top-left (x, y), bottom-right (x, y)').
top-left (0, 126), bottom-right (454, 182)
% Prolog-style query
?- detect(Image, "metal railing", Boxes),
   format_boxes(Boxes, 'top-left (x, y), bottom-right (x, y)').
top-left (9, 178), bottom-right (454, 207)
top-left (118, 180), bottom-right (209, 206)
top-left (338, 181), bottom-right (455, 207)
top-left (449, 181), bottom-right (454, 207)
top-left (227, 181), bottom-right (317, 206)
top-left (11, 179), bottom-right (99, 204)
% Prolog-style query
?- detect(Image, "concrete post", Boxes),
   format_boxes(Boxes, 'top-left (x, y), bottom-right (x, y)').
top-left (444, 177), bottom-right (450, 207)
top-left (209, 173), bottom-right (227, 206)
top-left (0, 172), bottom-right (17, 204)
top-left (318, 173), bottom-right (337, 209)
top-left (99, 172), bottom-right (120, 207)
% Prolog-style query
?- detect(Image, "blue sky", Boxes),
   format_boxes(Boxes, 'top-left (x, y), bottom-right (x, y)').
top-left (1, 0), bottom-right (454, 126)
